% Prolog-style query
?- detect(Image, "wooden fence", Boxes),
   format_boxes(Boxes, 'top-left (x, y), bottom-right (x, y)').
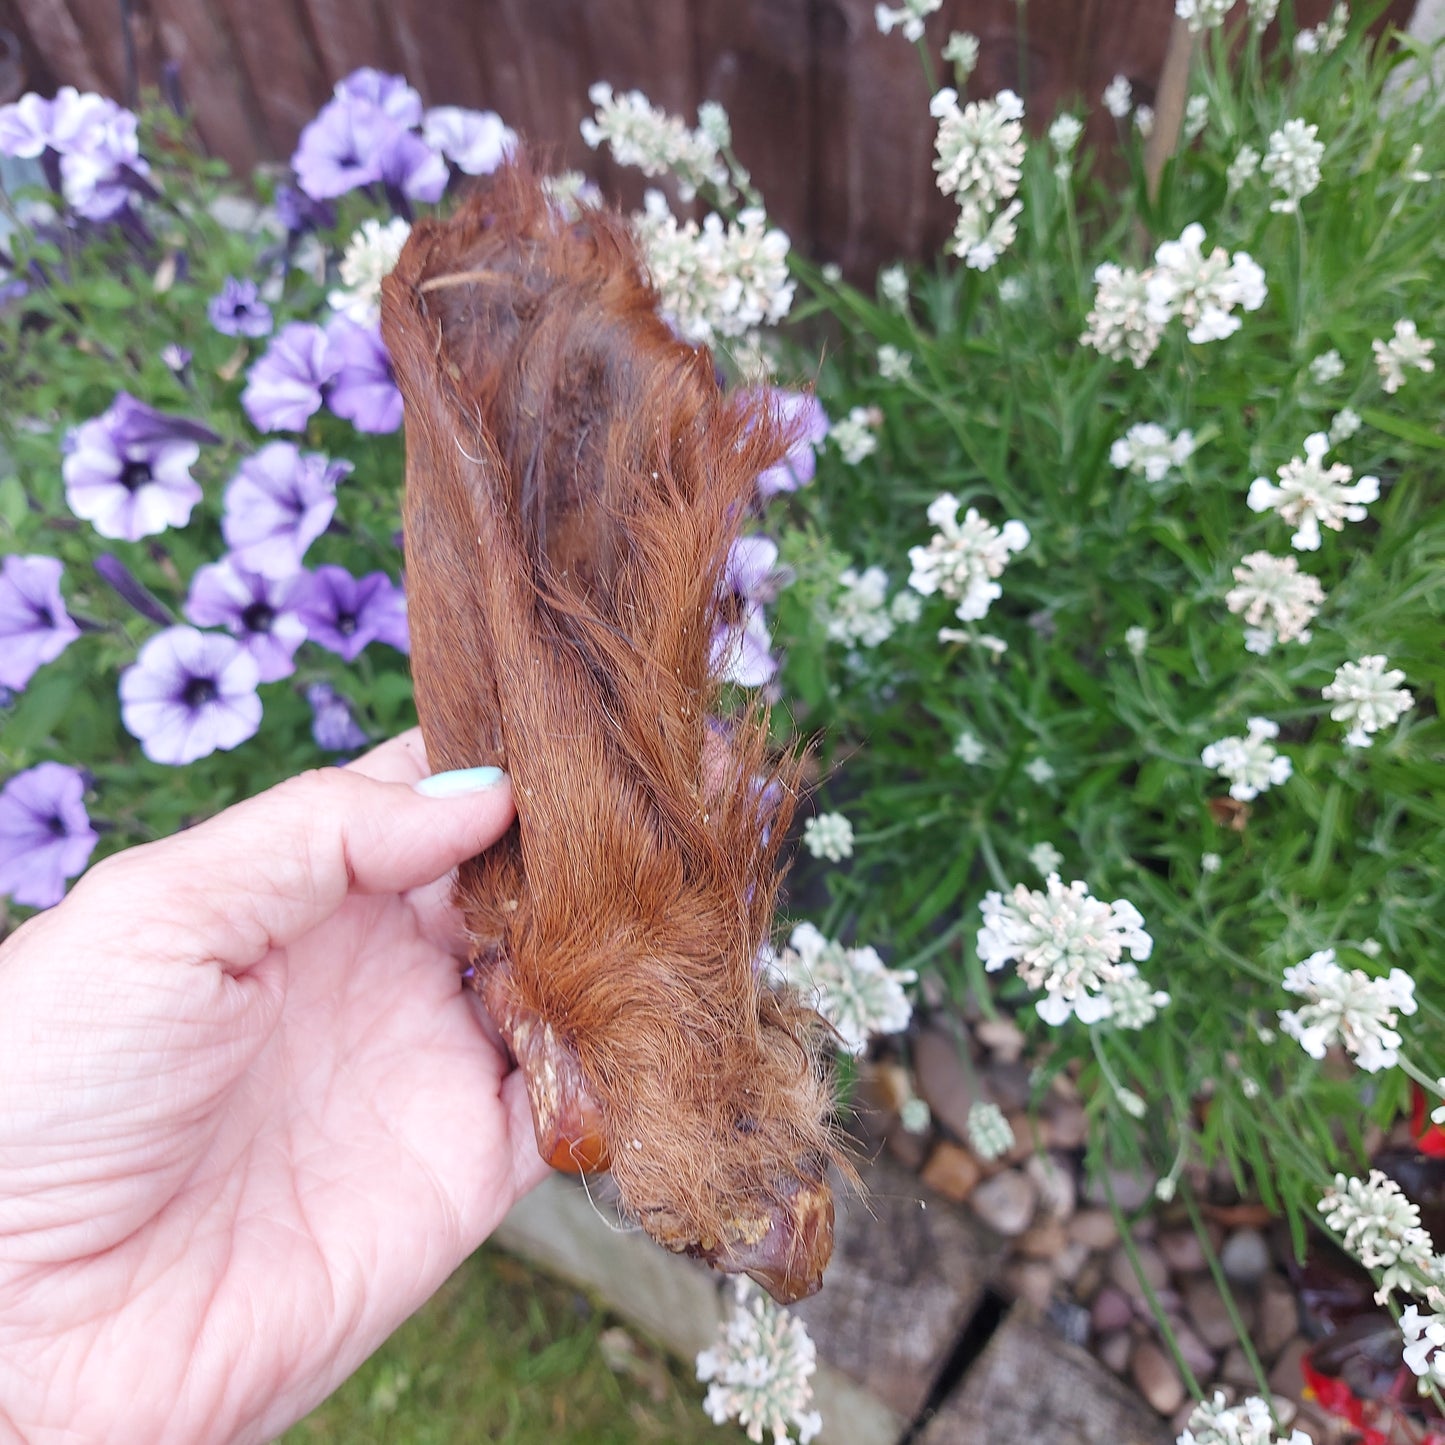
top-left (0, 0), bottom-right (1416, 273)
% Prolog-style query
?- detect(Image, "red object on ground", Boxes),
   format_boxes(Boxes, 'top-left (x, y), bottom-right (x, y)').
top-left (1410, 1083), bottom-right (1445, 1159)
top-left (1302, 1344), bottom-right (1445, 1445)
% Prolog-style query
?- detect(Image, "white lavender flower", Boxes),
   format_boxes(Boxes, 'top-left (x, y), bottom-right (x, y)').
top-left (1201, 716), bottom-right (1292, 801)
top-left (1147, 223), bottom-right (1267, 344)
top-left (1027, 841), bottom-right (1064, 876)
top-left (1262, 118), bottom-right (1324, 213)
top-left (1110, 422), bottom-right (1196, 483)
top-left (327, 217), bottom-right (411, 324)
top-left (875, 0), bottom-right (942, 43)
top-left (1309, 348), bottom-right (1345, 384)
top-left (1280, 949), bottom-right (1416, 1073)
top-left (1247, 0), bottom-right (1281, 28)
top-left (581, 83), bottom-right (729, 202)
top-left (1400, 1305), bottom-right (1445, 1385)
top-left (1225, 551), bottom-right (1324, 649)
top-left (1296, 3), bottom-right (1349, 54)
top-left (1329, 407), bottom-right (1361, 444)
top-left (890, 591), bottom-right (922, 625)
top-left (697, 1280), bottom-right (822, 1445)
top-left (776, 923), bottom-right (914, 1054)
top-left (824, 565), bottom-right (897, 649)
top-left (542, 170), bottom-right (603, 220)
top-left (976, 874), bottom-right (1154, 1026)
top-left (1133, 106), bottom-right (1155, 139)
top-left (1024, 756), bottom-right (1055, 785)
top-left (941, 31), bottom-right (981, 79)
top-left (1183, 94), bottom-right (1210, 142)
top-left (1227, 145), bottom-right (1261, 190)
top-left (830, 406), bottom-right (880, 465)
top-left (877, 344), bottom-right (913, 380)
top-left (1201, 851), bottom-right (1221, 873)
top-left (967, 1101), bottom-right (1015, 1161)
top-left (954, 729), bottom-right (986, 764)
top-left (1100, 965), bottom-right (1172, 1030)
top-left (1125, 625), bottom-right (1149, 656)
top-left (1323, 655), bottom-right (1414, 748)
top-left (633, 191), bottom-right (794, 344)
top-left (1319, 1170), bottom-right (1434, 1301)
top-left (1176, 0), bottom-right (1236, 31)
top-left (879, 264), bottom-right (910, 311)
top-left (1082, 263), bottom-right (1164, 368)
top-left (930, 88), bottom-right (1026, 271)
top-left (1102, 75), bottom-right (1133, 119)
top-left (1246, 432), bottom-right (1379, 551)
top-left (1049, 113), bottom-right (1084, 156)
top-left (1177, 1391), bottom-right (1312, 1445)
top-left (803, 812), bottom-right (855, 863)
top-left (908, 495), bottom-right (1030, 622)
top-left (1372, 319), bottom-right (1436, 394)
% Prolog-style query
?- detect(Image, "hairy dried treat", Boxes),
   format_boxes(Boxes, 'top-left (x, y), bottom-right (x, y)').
top-left (379, 157), bottom-right (840, 1303)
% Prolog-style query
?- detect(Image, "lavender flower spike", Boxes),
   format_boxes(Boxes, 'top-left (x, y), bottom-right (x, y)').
top-left (119, 626), bottom-right (263, 765)
top-left (221, 442), bottom-right (350, 579)
top-left (242, 322), bottom-right (338, 432)
top-left (753, 390), bottom-right (830, 500)
top-left (292, 564), bottom-right (409, 661)
top-left (208, 276), bottom-right (274, 338)
top-left (185, 558), bottom-right (308, 682)
top-left (0, 555), bottom-right (81, 690)
top-left (324, 317), bottom-right (403, 433)
top-left (0, 762), bottom-right (99, 908)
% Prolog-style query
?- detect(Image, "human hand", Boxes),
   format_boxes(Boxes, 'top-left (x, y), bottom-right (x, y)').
top-left (0, 731), bottom-right (549, 1444)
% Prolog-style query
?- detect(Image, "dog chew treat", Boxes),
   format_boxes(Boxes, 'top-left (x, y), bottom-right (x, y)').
top-left (379, 159), bottom-right (839, 1304)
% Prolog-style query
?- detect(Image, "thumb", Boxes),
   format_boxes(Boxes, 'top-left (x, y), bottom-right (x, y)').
top-left (68, 764), bottom-right (514, 973)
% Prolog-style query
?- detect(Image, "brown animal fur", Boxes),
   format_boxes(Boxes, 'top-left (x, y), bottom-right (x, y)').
top-left (380, 157), bottom-right (841, 1300)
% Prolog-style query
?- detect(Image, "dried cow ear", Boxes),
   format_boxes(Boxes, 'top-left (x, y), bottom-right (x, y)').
top-left (380, 153), bottom-right (842, 1304)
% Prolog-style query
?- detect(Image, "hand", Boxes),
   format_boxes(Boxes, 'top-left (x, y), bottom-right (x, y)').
top-left (0, 731), bottom-right (549, 1444)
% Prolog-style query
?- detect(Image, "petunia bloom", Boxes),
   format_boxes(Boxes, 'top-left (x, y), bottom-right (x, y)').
top-left (184, 558), bottom-right (308, 682)
top-left (241, 322), bottom-right (338, 432)
top-left (323, 317), bottom-right (403, 432)
top-left (0, 761), bottom-right (99, 908)
top-left (208, 276), bottom-right (274, 338)
top-left (752, 389), bottom-right (829, 499)
top-left (422, 106), bottom-right (514, 175)
top-left (221, 442), bottom-right (350, 578)
top-left (0, 554), bottom-right (81, 690)
top-left (306, 680), bottom-right (369, 752)
top-left (291, 564), bottom-right (409, 661)
top-left (119, 626), bottom-right (263, 765)
top-left (711, 535), bottom-right (790, 686)
top-left (62, 393), bottom-right (216, 542)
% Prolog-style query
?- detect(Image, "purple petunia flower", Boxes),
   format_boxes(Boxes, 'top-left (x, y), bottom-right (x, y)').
top-left (93, 553), bottom-right (174, 626)
top-left (0, 555), bottom-right (81, 691)
top-left (324, 317), bottom-right (403, 433)
top-left (333, 69), bottom-right (424, 127)
top-left (61, 393), bottom-right (217, 542)
top-left (0, 92), bottom-right (54, 158)
top-left (377, 128), bottom-right (449, 206)
top-left (242, 322), bottom-right (338, 433)
top-left (0, 761), bottom-right (99, 908)
top-left (291, 96), bottom-right (393, 201)
top-left (208, 276), bottom-right (274, 338)
top-left (161, 343), bottom-right (192, 373)
top-left (185, 558), bottom-right (307, 682)
top-left (306, 680), bottom-right (369, 752)
top-left (291, 564), bottom-right (409, 662)
top-left (273, 184), bottom-right (336, 237)
top-left (422, 106), bottom-right (514, 176)
top-left (221, 442), bottom-right (350, 579)
top-left (753, 390), bottom-right (830, 500)
top-left (119, 626), bottom-right (263, 766)
top-left (711, 535), bottom-right (790, 687)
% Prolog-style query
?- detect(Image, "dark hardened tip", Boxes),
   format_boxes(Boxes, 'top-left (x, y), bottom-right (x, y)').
top-left (693, 1175), bottom-right (835, 1306)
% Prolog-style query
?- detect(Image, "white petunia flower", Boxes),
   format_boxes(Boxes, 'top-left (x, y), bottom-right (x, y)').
top-left (698, 1280), bottom-right (822, 1445)
top-left (1109, 422), bottom-right (1196, 483)
top-left (1147, 223), bottom-right (1267, 344)
top-left (1177, 1390), bottom-right (1312, 1445)
top-left (1028, 841), bottom-right (1064, 876)
top-left (966, 1101), bottom-right (1015, 1161)
top-left (803, 812), bottom-right (855, 862)
top-left (954, 729), bottom-right (986, 765)
top-left (1319, 1170), bottom-right (1433, 1301)
top-left (1281, 949), bottom-right (1416, 1073)
top-left (1309, 348), bottom-right (1345, 384)
top-left (581, 84), bottom-right (729, 202)
top-left (1329, 407), bottom-right (1361, 444)
top-left (1201, 716), bottom-right (1292, 800)
top-left (328, 217), bottom-right (411, 324)
top-left (830, 406), bottom-right (880, 465)
top-left (875, 0), bottom-right (942, 43)
top-left (1175, 0), bottom-right (1236, 31)
top-left (1225, 551), bottom-right (1324, 649)
top-left (824, 565), bottom-right (897, 649)
top-left (1246, 432), bottom-right (1378, 551)
top-left (1323, 654), bottom-right (1414, 748)
top-left (1400, 1305), bottom-right (1445, 1384)
top-left (908, 495), bottom-right (1029, 622)
top-left (879, 264), bottom-right (910, 310)
top-left (776, 923), bottom-right (914, 1054)
top-left (1372, 319), bottom-right (1436, 394)
top-left (1102, 75), bottom-right (1133, 119)
top-left (1262, 118), bottom-right (1324, 213)
top-left (1227, 144), bottom-right (1261, 190)
top-left (942, 31), bottom-right (981, 78)
top-left (877, 344), bottom-right (913, 380)
top-left (977, 874), bottom-right (1154, 1026)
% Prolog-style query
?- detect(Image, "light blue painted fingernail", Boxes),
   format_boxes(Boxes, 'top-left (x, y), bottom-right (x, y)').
top-left (414, 766), bottom-right (507, 797)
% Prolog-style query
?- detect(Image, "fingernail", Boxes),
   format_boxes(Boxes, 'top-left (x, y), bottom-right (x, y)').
top-left (414, 766), bottom-right (507, 797)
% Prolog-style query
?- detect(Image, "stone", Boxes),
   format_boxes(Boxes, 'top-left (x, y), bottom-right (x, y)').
top-left (1108, 1241), bottom-right (1169, 1302)
top-left (975, 1017), bottom-right (1026, 1062)
top-left (1220, 1228), bottom-right (1272, 1286)
top-left (1156, 1227), bottom-right (1208, 1275)
top-left (1220, 1346), bottom-right (1257, 1388)
top-left (1131, 1341), bottom-right (1186, 1416)
top-left (1019, 1218), bottom-right (1068, 1260)
top-left (920, 1140), bottom-right (982, 1202)
top-left (1068, 1207), bottom-right (1120, 1251)
top-left (912, 1023), bottom-right (980, 1141)
top-left (1098, 1329), bottom-right (1133, 1373)
top-left (1256, 1276), bottom-right (1300, 1359)
top-left (885, 1125), bottom-right (930, 1171)
top-left (1183, 1277), bottom-right (1254, 1353)
top-left (1044, 1098), bottom-right (1088, 1150)
top-left (970, 1168), bottom-right (1038, 1236)
top-left (1090, 1285), bottom-right (1135, 1334)
top-left (1268, 1337), bottom-right (1309, 1400)
top-left (1085, 1166), bottom-right (1158, 1212)
top-left (986, 1060), bottom-right (1034, 1111)
top-left (1168, 1319), bottom-right (1217, 1380)
top-left (1003, 1109), bottom-right (1036, 1163)
top-left (1028, 1152), bottom-right (1078, 1220)
top-left (1003, 1259), bottom-right (1056, 1310)
top-left (1056, 1241), bottom-right (1091, 1283)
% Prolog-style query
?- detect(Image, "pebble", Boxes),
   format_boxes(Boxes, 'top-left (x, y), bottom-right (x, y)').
top-left (1131, 1340), bottom-right (1186, 1416)
top-left (1043, 1099), bottom-right (1088, 1150)
top-left (1018, 1218), bottom-right (1068, 1260)
top-left (1220, 1227), bottom-right (1272, 1285)
top-left (1108, 1241), bottom-right (1169, 1301)
top-left (1156, 1226), bottom-right (1208, 1274)
top-left (970, 1168), bottom-right (1038, 1236)
top-left (1003, 1110), bottom-right (1036, 1164)
top-left (1098, 1329), bottom-right (1133, 1374)
top-left (911, 1025), bottom-right (980, 1140)
top-left (1027, 1152), bottom-right (1078, 1220)
top-left (1268, 1337), bottom-right (1310, 1399)
top-left (1067, 1207), bottom-right (1119, 1251)
top-left (1085, 1166), bottom-right (1158, 1212)
top-left (1169, 1319), bottom-right (1217, 1379)
top-left (1183, 1276), bottom-right (1254, 1352)
top-left (1256, 1276), bottom-right (1301, 1359)
top-left (1003, 1259), bottom-right (1055, 1310)
top-left (1220, 1346), bottom-right (1257, 1389)
top-left (975, 1017), bottom-right (1026, 1062)
top-left (986, 1060), bottom-right (1034, 1111)
top-left (1090, 1285), bottom-right (1135, 1334)
top-left (1055, 1240), bottom-right (1091, 1284)
top-left (920, 1140), bottom-right (983, 1202)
